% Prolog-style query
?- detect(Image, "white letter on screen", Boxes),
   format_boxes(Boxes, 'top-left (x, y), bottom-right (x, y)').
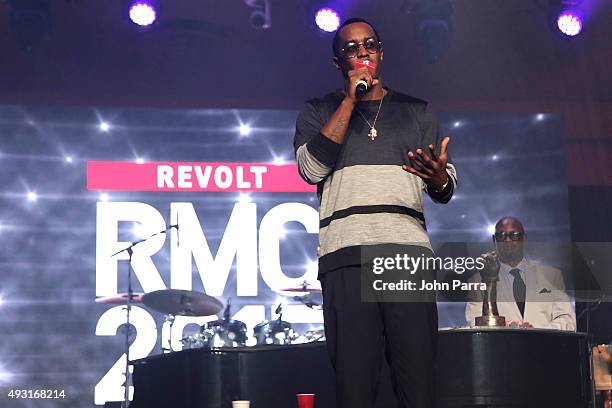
top-left (177, 165), bottom-right (193, 188)
top-left (157, 165), bottom-right (174, 188)
top-left (170, 202), bottom-right (258, 296)
top-left (259, 203), bottom-right (318, 293)
top-left (96, 202), bottom-right (166, 296)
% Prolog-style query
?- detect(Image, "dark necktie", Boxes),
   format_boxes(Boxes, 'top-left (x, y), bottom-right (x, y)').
top-left (509, 268), bottom-right (526, 317)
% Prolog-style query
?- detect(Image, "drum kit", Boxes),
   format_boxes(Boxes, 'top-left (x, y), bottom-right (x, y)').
top-left (96, 282), bottom-right (325, 351)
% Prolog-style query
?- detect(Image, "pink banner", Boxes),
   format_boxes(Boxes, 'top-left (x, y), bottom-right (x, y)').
top-left (86, 161), bottom-right (316, 192)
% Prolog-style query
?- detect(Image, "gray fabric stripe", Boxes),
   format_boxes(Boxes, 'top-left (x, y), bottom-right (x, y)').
top-left (295, 143), bottom-right (332, 185)
top-left (319, 164), bottom-right (426, 219)
top-left (317, 212), bottom-right (431, 257)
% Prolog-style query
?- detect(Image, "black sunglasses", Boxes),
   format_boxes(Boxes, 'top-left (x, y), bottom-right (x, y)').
top-left (493, 231), bottom-right (524, 241)
top-left (339, 37), bottom-right (382, 59)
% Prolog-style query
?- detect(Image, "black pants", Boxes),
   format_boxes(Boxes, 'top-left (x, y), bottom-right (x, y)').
top-left (320, 265), bottom-right (438, 408)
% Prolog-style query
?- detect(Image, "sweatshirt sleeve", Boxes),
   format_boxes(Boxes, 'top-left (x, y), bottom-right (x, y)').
top-left (293, 101), bottom-right (341, 185)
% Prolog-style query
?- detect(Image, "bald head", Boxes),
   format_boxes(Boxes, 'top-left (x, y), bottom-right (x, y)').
top-left (495, 217), bottom-right (525, 234)
top-left (493, 216), bottom-right (526, 266)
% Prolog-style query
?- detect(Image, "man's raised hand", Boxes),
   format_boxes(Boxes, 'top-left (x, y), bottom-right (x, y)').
top-left (402, 136), bottom-right (451, 191)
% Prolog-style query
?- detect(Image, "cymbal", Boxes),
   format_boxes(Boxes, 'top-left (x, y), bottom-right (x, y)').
top-left (95, 293), bottom-right (144, 304)
top-left (281, 282), bottom-right (322, 294)
top-left (142, 289), bottom-right (223, 316)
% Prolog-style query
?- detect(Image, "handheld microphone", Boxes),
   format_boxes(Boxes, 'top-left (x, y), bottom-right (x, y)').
top-left (354, 58), bottom-right (376, 99)
top-left (355, 79), bottom-right (369, 98)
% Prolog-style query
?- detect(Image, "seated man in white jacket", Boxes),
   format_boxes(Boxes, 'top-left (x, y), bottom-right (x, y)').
top-left (465, 216), bottom-right (576, 331)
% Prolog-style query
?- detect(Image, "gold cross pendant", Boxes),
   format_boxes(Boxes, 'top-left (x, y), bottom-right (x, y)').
top-left (368, 127), bottom-right (378, 140)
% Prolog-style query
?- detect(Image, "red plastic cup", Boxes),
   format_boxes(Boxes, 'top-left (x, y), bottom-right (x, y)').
top-left (297, 393), bottom-right (315, 408)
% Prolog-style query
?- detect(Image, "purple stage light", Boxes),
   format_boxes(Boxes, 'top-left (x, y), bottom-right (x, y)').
top-left (129, 2), bottom-right (157, 27)
top-left (557, 11), bottom-right (582, 36)
top-left (315, 8), bottom-right (340, 32)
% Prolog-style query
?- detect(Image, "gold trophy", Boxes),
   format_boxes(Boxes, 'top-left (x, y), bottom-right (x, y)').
top-left (475, 251), bottom-right (506, 327)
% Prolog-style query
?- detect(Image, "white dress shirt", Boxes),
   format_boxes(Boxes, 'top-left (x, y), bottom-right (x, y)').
top-left (465, 258), bottom-right (576, 331)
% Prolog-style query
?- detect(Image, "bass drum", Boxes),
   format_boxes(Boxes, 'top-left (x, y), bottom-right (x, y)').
top-left (253, 319), bottom-right (297, 345)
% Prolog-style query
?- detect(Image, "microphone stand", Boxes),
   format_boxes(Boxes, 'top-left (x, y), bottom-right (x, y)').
top-left (111, 224), bottom-right (177, 408)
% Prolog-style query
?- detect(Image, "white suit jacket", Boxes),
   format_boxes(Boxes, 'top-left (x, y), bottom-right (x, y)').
top-left (465, 258), bottom-right (576, 331)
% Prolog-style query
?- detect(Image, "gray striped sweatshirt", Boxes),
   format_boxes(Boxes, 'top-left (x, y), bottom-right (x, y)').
top-left (293, 89), bottom-right (457, 274)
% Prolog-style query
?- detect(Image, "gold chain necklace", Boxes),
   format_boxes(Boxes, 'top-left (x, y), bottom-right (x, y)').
top-left (354, 92), bottom-right (385, 140)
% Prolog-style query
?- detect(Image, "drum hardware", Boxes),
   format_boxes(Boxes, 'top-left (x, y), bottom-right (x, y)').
top-left (294, 328), bottom-right (326, 344)
top-left (161, 314), bottom-right (176, 353)
top-left (143, 289), bottom-right (224, 351)
top-left (142, 289), bottom-right (223, 317)
top-left (179, 297), bottom-right (248, 349)
top-left (281, 281), bottom-right (322, 294)
top-left (253, 303), bottom-right (297, 345)
top-left (282, 282), bottom-right (323, 310)
top-left (199, 318), bottom-right (248, 348)
top-left (292, 294), bottom-right (322, 309)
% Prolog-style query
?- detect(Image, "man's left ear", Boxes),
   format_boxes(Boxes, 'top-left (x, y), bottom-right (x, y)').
top-left (332, 56), bottom-right (341, 70)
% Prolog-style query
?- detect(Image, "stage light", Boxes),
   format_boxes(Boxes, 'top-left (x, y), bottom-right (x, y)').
top-left (453, 121), bottom-right (461, 128)
top-left (243, 0), bottom-right (271, 29)
top-left (491, 155), bottom-right (499, 161)
top-left (128, 1), bottom-right (157, 27)
top-left (239, 124), bottom-right (251, 136)
top-left (135, 157), bottom-right (145, 164)
top-left (557, 11), bottom-right (583, 36)
top-left (0, 295), bottom-right (4, 307)
top-left (535, 113), bottom-right (546, 121)
top-left (548, 0), bottom-right (584, 38)
top-left (99, 193), bottom-right (109, 202)
top-left (413, 0), bottom-right (453, 62)
top-left (315, 7), bottom-right (341, 32)
top-left (271, 156), bottom-right (287, 166)
top-left (99, 122), bottom-right (110, 132)
top-left (238, 193), bottom-right (252, 204)
top-left (487, 224), bottom-right (496, 235)
top-left (27, 192), bottom-right (37, 202)
top-left (65, 156), bottom-right (73, 163)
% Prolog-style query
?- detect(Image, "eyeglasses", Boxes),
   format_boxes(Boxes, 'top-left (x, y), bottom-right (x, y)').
top-left (493, 231), bottom-right (524, 241)
top-left (339, 38), bottom-right (382, 59)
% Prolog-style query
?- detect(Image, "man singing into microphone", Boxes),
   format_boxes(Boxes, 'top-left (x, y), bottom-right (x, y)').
top-left (294, 18), bottom-right (457, 408)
